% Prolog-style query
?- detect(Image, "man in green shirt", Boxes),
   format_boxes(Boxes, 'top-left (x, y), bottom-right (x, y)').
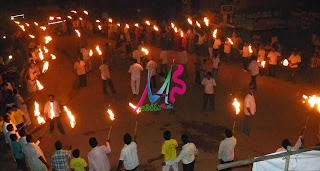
top-left (10, 134), bottom-right (27, 171)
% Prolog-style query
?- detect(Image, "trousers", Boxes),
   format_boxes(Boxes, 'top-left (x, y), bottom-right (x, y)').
top-left (131, 79), bottom-right (140, 95)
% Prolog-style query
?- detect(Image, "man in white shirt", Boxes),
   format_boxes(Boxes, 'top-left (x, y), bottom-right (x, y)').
top-left (146, 58), bottom-right (157, 91)
top-left (24, 135), bottom-right (50, 171)
top-left (276, 136), bottom-right (303, 152)
top-left (218, 129), bottom-right (237, 171)
top-left (165, 134), bottom-right (198, 171)
top-left (99, 60), bottom-right (116, 94)
top-left (213, 38), bottom-right (222, 51)
top-left (2, 115), bottom-right (17, 144)
top-left (212, 52), bottom-right (221, 80)
top-left (248, 57), bottom-right (260, 90)
top-left (128, 59), bottom-right (143, 95)
top-left (243, 88), bottom-right (256, 136)
top-left (160, 48), bottom-right (168, 73)
top-left (267, 48), bottom-right (281, 77)
top-left (117, 133), bottom-right (139, 171)
top-left (180, 47), bottom-right (188, 78)
top-left (224, 39), bottom-right (232, 63)
top-left (201, 72), bottom-right (216, 112)
top-left (88, 137), bottom-right (111, 171)
top-left (288, 50), bottom-right (301, 83)
top-left (242, 43), bottom-right (251, 71)
top-left (80, 46), bottom-right (92, 72)
top-left (74, 58), bottom-right (87, 87)
top-left (44, 94), bottom-right (65, 134)
top-left (132, 48), bottom-right (143, 64)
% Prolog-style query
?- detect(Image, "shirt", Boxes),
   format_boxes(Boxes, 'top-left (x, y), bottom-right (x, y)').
top-left (198, 35), bottom-right (206, 45)
top-left (160, 51), bottom-right (168, 64)
top-left (70, 158), bottom-right (87, 171)
top-left (146, 60), bottom-right (157, 76)
top-left (3, 121), bottom-right (16, 144)
top-left (128, 63), bottom-right (143, 80)
top-left (81, 48), bottom-right (90, 60)
top-left (12, 109), bottom-right (24, 125)
top-left (244, 94), bottom-right (256, 115)
top-left (51, 149), bottom-right (72, 171)
top-left (267, 51), bottom-right (281, 65)
top-left (12, 141), bottom-right (24, 159)
top-left (258, 49), bottom-right (266, 61)
top-left (132, 50), bottom-right (143, 63)
top-left (24, 142), bottom-right (48, 171)
top-left (44, 100), bottom-right (61, 118)
top-left (161, 139), bottom-right (178, 161)
top-left (19, 136), bottom-right (40, 152)
top-left (242, 46), bottom-right (250, 57)
top-left (88, 142), bottom-right (111, 171)
top-left (288, 54), bottom-right (301, 68)
top-left (165, 143), bottom-right (198, 165)
top-left (224, 41), bottom-right (232, 53)
top-left (180, 51), bottom-right (188, 64)
top-left (8, 113), bottom-right (18, 125)
top-left (119, 142), bottom-right (139, 170)
top-left (99, 64), bottom-right (111, 80)
top-left (276, 136), bottom-right (303, 152)
top-left (218, 136), bottom-right (237, 162)
top-left (212, 57), bottom-right (220, 69)
top-left (14, 94), bottom-right (26, 109)
top-left (74, 60), bottom-right (86, 75)
top-left (6, 130), bottom-right (20, 150)
top-left (248, 60), bottom-right (259, 76)
top-left (213, 39), bottom-right (221, 49)
top-left (201, 78), bottom-right (216, 94)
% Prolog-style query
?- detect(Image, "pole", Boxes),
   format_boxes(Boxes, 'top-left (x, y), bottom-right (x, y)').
top-left (17, 121), bottom-right (31, 132)
top-left (232, 120), bottom-right (236, 133)
top-left (107, 125), bottom-right (112, 140)
top-left (302, 115), bottom-right (310, 136)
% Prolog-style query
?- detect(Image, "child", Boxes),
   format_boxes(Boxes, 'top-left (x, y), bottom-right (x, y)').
top-left (10, 134), bottom-right (27, 171)
top-left (70, 149), bottom-right (88, 171)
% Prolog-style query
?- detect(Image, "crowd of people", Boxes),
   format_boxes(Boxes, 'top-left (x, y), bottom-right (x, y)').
top-left (1, 10), bottom-right (320, 171)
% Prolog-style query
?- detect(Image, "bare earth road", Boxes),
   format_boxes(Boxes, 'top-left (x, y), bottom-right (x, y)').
top-left (1, 34), bottom-right (320, 171)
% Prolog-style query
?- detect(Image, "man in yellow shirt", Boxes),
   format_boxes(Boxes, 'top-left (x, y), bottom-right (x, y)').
top-left (6, 107), bottom-right (18, 126)
top-left (148, 130), bottom-right (179, 171)
top-left (11, 105), bottom-right (25, 129)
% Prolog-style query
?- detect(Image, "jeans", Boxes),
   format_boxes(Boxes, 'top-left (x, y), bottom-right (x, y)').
top-left (243, 115), bottom-right (251, 136)
top-left (50, 117), bottom-right (65, 134)
top-left (202, 93), bottom-right (215, 111)
top-left (220, 160), bottom-right (233, 171)
top-left (242, 57), bottom-right (250, 70)
top-left (150, 75), bottom-right (156, 91)
top-left (269, 64), bottom-right (277, 77)
top-left (79, 74), bottom-right (87, 87)
top-left (183, 160), bottom-right (195, 171)
top-left (102, 79), bottom-right (116, 94)
top-left (250, 75), bottom-right (257, 89)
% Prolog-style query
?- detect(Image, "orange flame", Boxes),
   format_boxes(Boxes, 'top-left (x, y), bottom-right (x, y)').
top-left (42, 61), bottom-right (49, 73)
top-left (29, 34), bottom-right (35, 39)
top-left (36, 80), bottom-right (44, 90)
top-left (98, 25), bottom-right (102, 30)
top-left (38, 48), bottom-right (44, 60)
top-left (56, 16), bottom-right (61, 20)
top-left (96, 19), bottom-right (100, 23)
top-left (108, 18), bottom-right (112, 23)
top-left (25, 23), bottom-right (30, 27)
top-left (141, 47), bottom-right (149, 55)
top-left (187, 18), bottom-right (192, 25)
top-left (34, 22), bottom-right (39, 26)
top-left (71, 10), bottom-right (77, 14)
top-left (83, 10), bottom-right (89, 15)
top-left (204, 17), bottom-right (209, 26)
top-left (249, 45), bottom-right (253, 54)
top-left (89, 49), bottom-right (93, 57)
top-left (79, 17), bottom-right (83, 21)
top-left (40, 26), bottom-right (46, 31)
top-left (75, 29), bottom-right (81, 37)
top-left (43, 46), bottom-right (49, 53)
top-left (232, 98), bottom-right (240, 115)
top-left (171, 22), bottom-right (175, 28)
top-left (117, 23), bottom-right (120, 27)
top-left (129, 102), bottom-right (141, 114)
top-left (50, 102), bottom-right (55, 119)
top-left (135, 23), bottom-right (139, 27)
top-left (213, 29), bottom-right (217, 38)
top-left (96, 46), bottom-right (102, 55)
top-left (44, 36), bottom-right (52, 44)
top-left (227, 37), bottom-right (233, 45)
top-left (63, 106), bottom-right (76, 128)
top-left (145, 20), bottom-right (150, 26)
top-left (126, 24), bottom-right (130, 28)
top-left (49, 16), bottom-right (54, 20)
top-left (67, 16), bottom-right (72, 19)
top-left (180, 30), bottom-right (184, 38)
top-left (107, 109), bottom-right (115, 121)
top-left (174, 27), bottom-right (178, 33)
top-left (34, 102), bottom-right (46, 125)
top-left (50, 54), bottom-right (56, 60)
top-left (283, 59), bottom-right (289, 66)
top-left (19, 25), bottom-right (25, 31)
top-left (302, 95), bottom-right (320, 113)
top-left (153, 25), bottom-right (159, 31)
top-left (196, 21), bottom-right (201, 28)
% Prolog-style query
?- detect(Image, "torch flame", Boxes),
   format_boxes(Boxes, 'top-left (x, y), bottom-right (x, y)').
top-left (108, 18), bottom-right (112, 23)
top-left (56, 16), bottom-right (61, 20)
top-left (187, 18), bottom-right (192, 25)
top-left (96, 46), bottom-right (102, 55)
top-left (261, 61), bottom-right (266, 68)
top-left (50, 102), bottom-right (55, 119)
top-left (129, 102), bottom-right (141, 114)
top-left (232, 98), bottom-right (240, 115)
top-left (14, 21), bottom-right (20, 25)
top-left (213, 29), bottom-right (217, 38)
top-left (71, 10), bottom-right (77, 14)
top-left (44, 36), bottom-right (52, 44)
top-left (34, 22), bottom-right (38, 26)
top-left (38, 48), bottom-right (44, 60)
top-left (98, 25), bottom-right (102, 30)
top-left (302, 95), bottom-right (320, 113)
top-left (283, 59), bottom-right (289, 66)
top-left (227, 37), bottom-right (233, 45)
top-left (34, 102), bottom-right (46, 125)
top-left (249, 45), bottom-right (253, 54)
top-left (135, 23), bottom-right (139, 27)
top-left (96, 20), bottom-right (100, 23)
top-left (36, 80), bottom-right (44, 90)
top-left (43, 46), bottom-right (49, 53)
top-left (8, 55), bottom-right (13, 59)
top-left (145, 20), bottom-right (150, 26)
top-left (174, 27), bottom-right (178, 33)
top-left (89, 49), bottom-right (93, 57)
top-left (204, 17), bottom-right (209, 26)
top-left (40, 26), bottom-right (46, 31)
top-left (63, 106), bottom-right (76, 128)
top-left (19, 25), bottom-right (25, 31)
top-left (29, 34), bottom-right (35, 39)
top-left (49, 16), bottom-right (54, 20)
top-left (126, 24), bottom-right (130, 28)
top-left (67, 16), bottom-right (72, 19)
top-left (171, 23), bottom-right (175, 28)
top-left (153, 25), bottom-right (159, 31)
top-left (107, 109), bottom-right (115, 121)
top-left (141, 47), bottom-right (149, 55)
top-left (75, 29), bottom-right (81, 37)
top-left (25, 23), bottom-right (30, 27)
top-left (79, 17), bottom-right (83, 21)
top-left (42, 61), bottom-right (49, 73)
top-left (180, 30), bottom-right (184, 38)
top-left (83, 10), bottom-right (89, 15)
top-left (50, 54), bottom-right (56, 60)
top-left (196, 21), bottom-right (201, 28)
top-left (117, 23), bottom-right (120, 27)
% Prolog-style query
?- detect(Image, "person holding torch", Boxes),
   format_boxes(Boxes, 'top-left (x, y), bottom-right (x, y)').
top-left (117, 133), bottom-right (139, 171)
top-left (243, 88), bottom-right (256, 136)
top-left (44, 94), bottom-right (65, 134)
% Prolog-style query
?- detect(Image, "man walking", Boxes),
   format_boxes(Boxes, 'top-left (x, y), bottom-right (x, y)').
top-left (288, 50), bottom-right (301, 83)
top-left (241, 42), bottom-right (250, 71)
top-left (165, 134), bottom-right (198, 171)
top-left (24, 135), bottom-right (50, 171)
top-left (201, 72), bottom-right (216, 112)
top-left (74, 58), bottom-right (87, 87)
top-left (218, 129), bottom-right (237, 171)
top-left (51, 141), bottom-right (72, 171)
top-left (267, 48), bottom-right (281, 77)
top-left (148, 130), bottom-right (179, 171)
top-left (117, 133), bottom-right (139, 171)
top-left (128, 59), bottom-right (143, 95)
top-left (88, 137), bottom-right (111, 171)
top-left (44, 94), bottom-right (65, 134)
top-left (99, 60), bottom-right (116, 94)
top-left (248, 56), bottom-right (260, 90)
top-left (80, 46), bottom-right (92, 72)
top-left (146, 57), bottom-right (157, 91)
top-left (243, 88), bottom-right (256, 136)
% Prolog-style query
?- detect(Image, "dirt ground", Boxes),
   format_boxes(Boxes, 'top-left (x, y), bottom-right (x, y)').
top-left (1, 34), bottom-right (320, 171)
